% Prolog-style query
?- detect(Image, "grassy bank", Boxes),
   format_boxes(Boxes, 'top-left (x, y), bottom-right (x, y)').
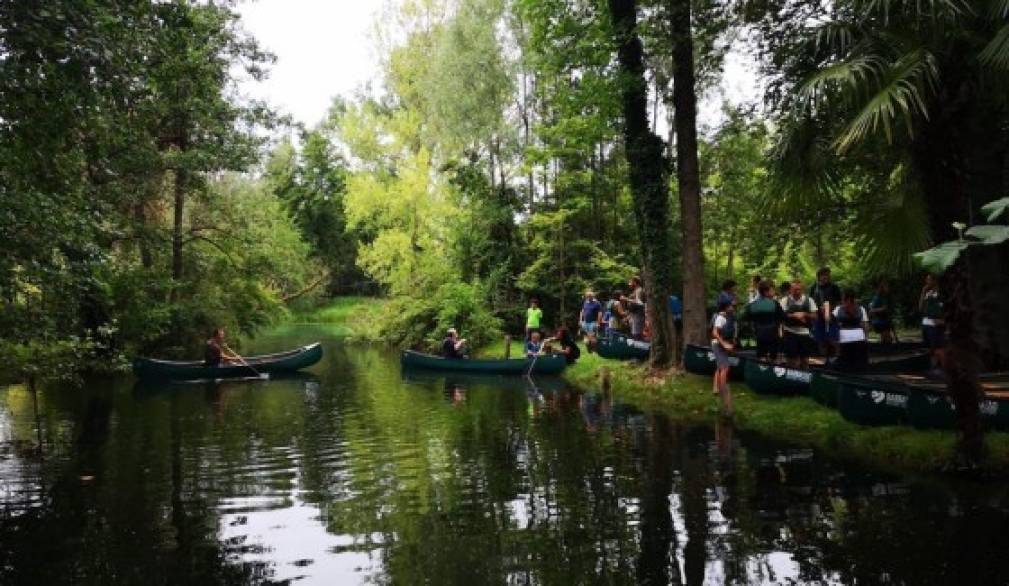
top-left (477, 338), bottom-right (1009, 474)
top-left (287, 296), bottom-right (386, 338)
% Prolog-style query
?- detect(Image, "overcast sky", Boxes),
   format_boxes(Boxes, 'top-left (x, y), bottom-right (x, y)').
top-left (236, 0), bottom-right (761, 132)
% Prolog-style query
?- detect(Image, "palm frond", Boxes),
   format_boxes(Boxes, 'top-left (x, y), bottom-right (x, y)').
top-left (798, 55), bottom-right (887, 103)
top-left (813, 21), bottom-right (859, 54)
top-left (859, 0), bottom-right (972, 23)
top-left (853, 167), bottom-right (932, 276)
top-left (980, 24), bottom-right (1009, 70)
top-left (989, 0), bottom-right (1009, 18)
top-left (768, 115), bottom-right (843, 214)
top-left (834, 48), bottom-right (939, 153)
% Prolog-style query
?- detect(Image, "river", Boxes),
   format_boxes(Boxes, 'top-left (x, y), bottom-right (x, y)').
top-left (2, 326), bottom-right (1008, 585)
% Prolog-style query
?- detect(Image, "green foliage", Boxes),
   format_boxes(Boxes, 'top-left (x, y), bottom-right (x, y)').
top-left (915, 195), bottom-right (1009, 273)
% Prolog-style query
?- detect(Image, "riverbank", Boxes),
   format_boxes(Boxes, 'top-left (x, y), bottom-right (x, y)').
top-left (477, 339), bottom-right (1009, 474)
top-left (286, 296), bottom-right (386, 339)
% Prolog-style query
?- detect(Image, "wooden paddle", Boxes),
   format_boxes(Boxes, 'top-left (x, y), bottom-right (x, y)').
top-left (225, 344), bottom-right (269, 380)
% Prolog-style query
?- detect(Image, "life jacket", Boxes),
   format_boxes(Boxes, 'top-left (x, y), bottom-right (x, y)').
top-left (784, 295), bottom-right (812, 328)
top-left (924, 291), bottom-right (943, 319)
top-left (711, 313), bottom-right (736, 340)
top-left (747, 297), bottom-right (780, 333)
top-left (836, 305), bottom-right (863, 329)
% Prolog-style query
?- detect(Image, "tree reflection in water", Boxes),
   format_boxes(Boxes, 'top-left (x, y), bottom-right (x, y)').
top-left (2, 332), bottom-right (1009, 585)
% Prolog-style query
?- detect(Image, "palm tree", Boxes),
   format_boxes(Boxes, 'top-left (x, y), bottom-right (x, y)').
top-left (760, 0), bottom-right (1009, 461)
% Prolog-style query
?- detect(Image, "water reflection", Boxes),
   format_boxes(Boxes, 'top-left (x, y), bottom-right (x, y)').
top-left (2, 330), bottom-right (1009, 585)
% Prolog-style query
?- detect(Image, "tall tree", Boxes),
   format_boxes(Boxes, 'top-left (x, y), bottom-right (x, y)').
top-left (609, 0), bottom-right (677, 367)
top-left (669, 0), bottom-right (707, 348)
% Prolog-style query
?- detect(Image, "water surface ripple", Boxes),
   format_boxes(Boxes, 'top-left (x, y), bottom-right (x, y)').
top-left (2, 327), bottom-right (1009, 585)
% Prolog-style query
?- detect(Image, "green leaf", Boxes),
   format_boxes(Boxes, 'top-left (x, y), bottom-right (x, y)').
top-left (914, 240), bottom-right (970, 273)
top-left (966, 224), bottom-right (1009, 245)
top-left (981, 197), bottom-right (1009, 222)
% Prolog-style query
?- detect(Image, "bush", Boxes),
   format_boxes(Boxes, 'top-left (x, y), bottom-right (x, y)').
top-left (376, 281), bottom-right (502, 351)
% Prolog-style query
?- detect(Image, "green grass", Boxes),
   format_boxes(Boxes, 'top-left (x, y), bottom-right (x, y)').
top-left (478, 338), bottom-right (1009, 474)
top-left (287, 296), bottom-right (385, 338)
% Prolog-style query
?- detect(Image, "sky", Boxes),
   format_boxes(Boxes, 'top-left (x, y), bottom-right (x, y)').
top-left (236, 0), bottom-right (762, 132)
top-left (236, 0), bottom-right (385, 129)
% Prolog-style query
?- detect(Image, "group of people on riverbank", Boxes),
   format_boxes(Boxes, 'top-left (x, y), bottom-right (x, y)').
top-left (709, 267), bottom-right (947, 415)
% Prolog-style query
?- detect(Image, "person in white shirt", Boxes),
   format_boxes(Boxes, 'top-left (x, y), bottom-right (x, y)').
top-left (833, 289), bottom-right (870, 370)
top-left (711, 301), bottom-right (736, 417)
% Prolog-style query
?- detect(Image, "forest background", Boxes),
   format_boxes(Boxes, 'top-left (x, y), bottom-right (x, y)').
top-left (2, 0), bottom-right (1008, 380)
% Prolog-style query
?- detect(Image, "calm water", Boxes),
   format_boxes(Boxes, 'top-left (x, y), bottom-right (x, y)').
top-left (3, 327), bottom-right (1009, 585)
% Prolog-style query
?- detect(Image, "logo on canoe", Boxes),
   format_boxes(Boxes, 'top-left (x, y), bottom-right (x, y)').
top-left (773, 367), bottom-right (811, 383)
top-left (982, 400), bottom-right (999, 416)
top-left (624, 339), bottom-right (649, 350)
top-left (870, 390), bottom-right (907, 407)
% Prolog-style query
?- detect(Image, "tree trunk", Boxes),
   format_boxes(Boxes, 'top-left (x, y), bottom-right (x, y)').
top-left (133, 202), bottom-right (153, 269)
top-left (942, 262), bottom-right (984, 465)
top-left (171, 168), bottom-right (188, 282)
top-left (670, 0), bottom-right (707, 347)
top-left (609, 0), bottom-right (676, 368)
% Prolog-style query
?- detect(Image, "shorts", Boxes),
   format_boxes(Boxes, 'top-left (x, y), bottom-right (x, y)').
top-left (813, 320), bottom-right (840, 343)
top-left (630, 313), bottom-right (645, 336)
top-left (711, 340), bottom-right (731, 369)
top-left (922, 324), bottom-right (946, 349)
top-left (581, 321), bottom-right (598, 335)
top-left (871, 319), bottom-right (893, 334)
top-left (755, 330), bottom-right (779, 361)
top-left (783, 331), bottom-right (813, 359)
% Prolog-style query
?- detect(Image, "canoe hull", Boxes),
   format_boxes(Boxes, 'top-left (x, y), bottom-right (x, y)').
top-left (837, 376), bottom-right (911, 426)
top-left (746, 352), bottom-right (931, 396)
top-left (810, 372), bottom-right (841, 407)
top-left (596, 335), bottom-right (650, 360)
top-left (133, 343), bottom-right (323, 381)
top-left (744, 360), bottom-right (813, 396)
top-left (683, 344), bottom-right (746, 380)
top-left (401, 350), bottom-right (567, 375)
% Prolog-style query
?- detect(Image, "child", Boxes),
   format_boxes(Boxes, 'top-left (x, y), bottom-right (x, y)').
top-left (526, 330), bottom-right (544, 357)
top-left (526, 298), bottom-right (543, 341)
top-left (711, 301), bottom-right (736, 417)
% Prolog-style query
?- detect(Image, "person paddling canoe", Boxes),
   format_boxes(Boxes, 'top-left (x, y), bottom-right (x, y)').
top-left (442, 328), bottom-right (469, 359)
top-left (205, 328), bottom-right (242, 367)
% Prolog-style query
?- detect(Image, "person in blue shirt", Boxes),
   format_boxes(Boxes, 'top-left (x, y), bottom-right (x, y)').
top-left (579, 290), bottom-right (603, 341)
top-left (525, 330), bottom-right (544, 357)
top-left (668, 294), bottom-right (683, 334)
top-left (716, 280), bottom-right (737, 310)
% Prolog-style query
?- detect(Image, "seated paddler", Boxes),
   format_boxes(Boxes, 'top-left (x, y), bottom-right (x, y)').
top-left (442, 328), bottom-right (468, 359)
top-left (205, 328), bottom-right (242, 367)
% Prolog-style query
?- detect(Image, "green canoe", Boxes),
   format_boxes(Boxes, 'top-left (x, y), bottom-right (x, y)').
top-left (683, 344), bottom-right (748, 380)
top-left (745, 351), bottom-right (931, 396)
top-left (596, 334), bottom-right (650, 360)
top-left (400, 350), bottom-right (567, 375)
top-left (892, 374), bottom-right (1009, 430)
top-left (836, 374), bottom-right (912, 426)
top-left (810, 371), bottom-right (841, 407)
top-left (133, 343), bottom-right (323, 381)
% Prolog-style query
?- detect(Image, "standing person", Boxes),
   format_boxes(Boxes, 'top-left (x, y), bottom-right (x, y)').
top-left (442, 328), bottom-right (468, 359)
top-left (716, 280), bottom-right (738, 309)
top-left (525, 298), bottom-right (543, 341)
top-left (919, 274), bottom-right (946, 374)
top-left (669, 293), bottom-right (683, 338)
top-left (579, 290), bottom-right (603, 342)
top-left (833, 290), bottom-right (870, 370)
top-left (778, 280), bottom-right (792, 300)
top-left (747, 275), bottom-right (762, 303)
top-left (711, 301), bottom-right (736, 417)
top-left (780, 280), bottom-right (817, 369)
top-left (809, 267), bottom-right (841, 359)
top-left (745, 281), bottom-right (785, 362)
top-left (627, 276), bottom-right (646, 340)
top-left (604, 290), bottom-right (627, 338)
top-left (869, 279), bottom-right (896, 344)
